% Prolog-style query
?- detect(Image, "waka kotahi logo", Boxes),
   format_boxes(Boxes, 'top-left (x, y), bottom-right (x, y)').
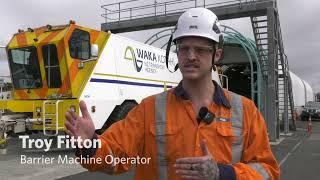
top-left (124, 46), bottom-right (167, 73)
top-left (124, 46), bottom-right (143, 72)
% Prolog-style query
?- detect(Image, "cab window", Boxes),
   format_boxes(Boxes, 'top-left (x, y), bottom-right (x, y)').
top-left (8, 46), bottom-right (42, 89)
top-left (69, 29), bottom-right (90, 60)
top-left (42, 44), bottom-right (62, 88)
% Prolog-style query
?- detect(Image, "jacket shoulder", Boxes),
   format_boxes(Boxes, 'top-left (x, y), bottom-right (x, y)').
top-left (222, 89), bottom-right (256, 108)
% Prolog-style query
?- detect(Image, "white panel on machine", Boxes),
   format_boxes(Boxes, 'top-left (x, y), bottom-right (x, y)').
top-left (80, 34), bottom-right (182, 129)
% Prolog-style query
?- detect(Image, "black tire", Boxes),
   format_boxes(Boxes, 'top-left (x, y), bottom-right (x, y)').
top-left (97, 101), bottom-right (138, 134)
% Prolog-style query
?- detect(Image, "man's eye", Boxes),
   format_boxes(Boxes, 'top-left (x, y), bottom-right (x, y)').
top-left (195, 47), bottom-right (206, 52)
top-left (196, 47), bottom-right (210, 53)
top-left (180, 46), bottom-right (189, 51)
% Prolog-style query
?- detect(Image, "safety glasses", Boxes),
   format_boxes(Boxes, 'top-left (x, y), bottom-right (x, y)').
top-left (176, 44), bottom-right (214, 56)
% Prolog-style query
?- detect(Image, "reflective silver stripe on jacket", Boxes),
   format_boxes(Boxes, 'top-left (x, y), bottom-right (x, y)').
top-left (155, 91), bottom-right (244, 179)
top-left (248, 163), bottom-right (270, 180)
top-left (230, 92), bottom-right (244, 164)
top-left (155, 91), bottom-right (168, 180)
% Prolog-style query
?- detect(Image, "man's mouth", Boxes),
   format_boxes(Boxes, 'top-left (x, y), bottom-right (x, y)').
top-left (184, 64), bottom-right (199, 68)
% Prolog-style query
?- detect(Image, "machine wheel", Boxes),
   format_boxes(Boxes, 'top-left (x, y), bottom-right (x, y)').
top-left (97, 101), bottom-right (138, 134)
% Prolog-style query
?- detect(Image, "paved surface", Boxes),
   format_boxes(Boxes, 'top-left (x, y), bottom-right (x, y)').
top-left (276, 120), bottom-right (320, 180)
top-left (1, 120), bottom-right (319, 180)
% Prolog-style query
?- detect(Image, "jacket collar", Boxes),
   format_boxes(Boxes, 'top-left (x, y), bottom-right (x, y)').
top-left (173, 80), bottom-right (231, 109)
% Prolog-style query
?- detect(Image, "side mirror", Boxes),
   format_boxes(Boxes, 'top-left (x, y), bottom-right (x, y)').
top-left (91, 44), bottom-right (99, 58)
top-left (78, 44), bottom-right (99, 69)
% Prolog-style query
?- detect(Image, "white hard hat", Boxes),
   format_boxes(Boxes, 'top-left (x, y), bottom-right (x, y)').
top-left (172, 7), bottom-right (221, 43)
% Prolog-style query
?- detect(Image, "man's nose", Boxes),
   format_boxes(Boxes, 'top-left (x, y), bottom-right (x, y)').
top-left (186, 48), bottom-right (197, 60)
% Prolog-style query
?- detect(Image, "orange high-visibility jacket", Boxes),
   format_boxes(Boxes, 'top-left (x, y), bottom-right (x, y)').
top-left (79, 82), bottom-right (280, 180)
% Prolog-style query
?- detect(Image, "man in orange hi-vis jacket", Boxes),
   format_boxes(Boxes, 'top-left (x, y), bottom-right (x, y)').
top-left (65, 7), bottom-right (279, 180)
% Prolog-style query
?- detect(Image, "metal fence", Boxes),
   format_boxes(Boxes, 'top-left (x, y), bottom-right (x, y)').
top-left (101, 0), bottom-right (261, 23)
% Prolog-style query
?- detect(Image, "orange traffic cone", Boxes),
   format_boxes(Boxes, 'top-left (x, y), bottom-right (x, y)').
top-left (307, 115), bottom-right (312, 134)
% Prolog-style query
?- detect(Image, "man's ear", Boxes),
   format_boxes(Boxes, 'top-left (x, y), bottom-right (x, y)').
top-left (213, 48), bottom-right (223, 64)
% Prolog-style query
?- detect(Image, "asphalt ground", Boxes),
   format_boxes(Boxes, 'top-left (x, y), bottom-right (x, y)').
top-left (277, 120), bottom-right (320, 180)
top-left (1, 120), bottom-right (319, 180)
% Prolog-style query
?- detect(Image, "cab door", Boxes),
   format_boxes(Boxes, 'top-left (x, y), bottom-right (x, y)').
top-left (65, 27), bottom-right (97, 98)
top-left (42, 44), bottom-right (62, 91)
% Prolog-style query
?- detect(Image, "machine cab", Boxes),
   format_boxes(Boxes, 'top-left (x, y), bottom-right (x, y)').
top-left (6, 22), bottom-right (107, 100)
